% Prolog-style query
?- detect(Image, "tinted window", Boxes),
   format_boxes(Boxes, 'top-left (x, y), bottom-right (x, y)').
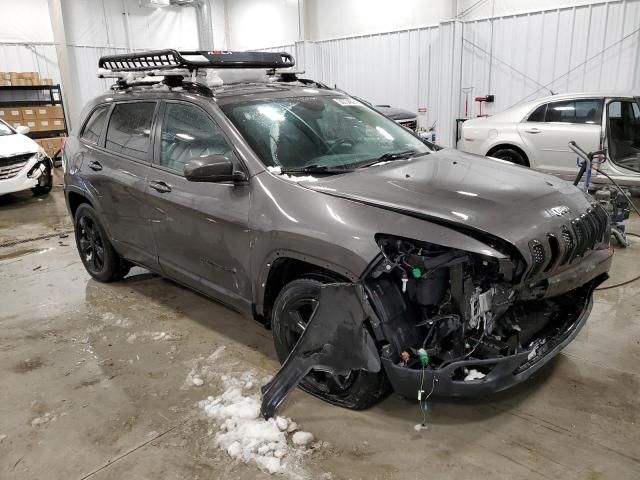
top-left (527, 104), bottom-right (547, 122)
top-left (159, 103), bottom-right (233, 173)
top-left (105, 102), bottom-right (156, 160)
top-left (81, 106), bottom-right (108, 144)
top-left (545, 99), bottom-right (602, 124)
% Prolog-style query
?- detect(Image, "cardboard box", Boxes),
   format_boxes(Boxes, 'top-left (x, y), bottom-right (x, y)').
top-left (0, 80), bottom-right (10, 86)
top-left (19, 72), bottom-right (38, 80)
top-left (0, 109), bottom-right (7, 120)
top-left (9, 73), bottom-right (20, 83)
top-left (0, 72), bottom-right (10, 80)
top-left (21, 108), bottom-right (37, 120)
top-left (47, 106), bottom-right (64, 119)
top-left (34, 107), bottom-right (49, 119)
top-left (10, 122), bottom-right (23, 129)
top-left (24, 120), bottom-right (38, 131)
top-left (41, 78), bottom-right (53, 86)
top-left (38, 119), bottom-right (51, 131)
top-left (50, 119), bottom-right (65, 130)
top-left (7, 109), bottom-right (22, 121)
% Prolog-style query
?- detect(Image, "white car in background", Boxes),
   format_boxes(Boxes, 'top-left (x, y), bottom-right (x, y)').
top-left (0, 119), bottom-right (53, 196)
top-left (459, 92), bottom-right (640, 186)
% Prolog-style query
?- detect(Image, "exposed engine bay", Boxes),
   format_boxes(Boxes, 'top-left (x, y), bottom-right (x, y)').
top-left (365, 235), bottom-right (603, 385)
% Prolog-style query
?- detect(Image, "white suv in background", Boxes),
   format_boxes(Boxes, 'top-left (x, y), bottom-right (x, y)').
top-left (459, 93), bottom-right (640, 186)
top-left (0, 119), bottom-right (53, 196)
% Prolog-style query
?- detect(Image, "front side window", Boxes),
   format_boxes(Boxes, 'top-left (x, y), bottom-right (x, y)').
top-left (607, 99), bottom-right (640, 171)
top-left (545, 99), bottom-right (602, 124)
top-left (221, 95), bottom-right (430, 170)
top-left (105, 102), bottom-right (156, 160)
top-left (159, 103), bottom-right (234, 173)
top-left (81, 106), bottom-right (109, 144)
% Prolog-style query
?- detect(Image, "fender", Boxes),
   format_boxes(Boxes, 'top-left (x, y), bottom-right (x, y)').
top-left (252, 248), bottom-right (361, 316)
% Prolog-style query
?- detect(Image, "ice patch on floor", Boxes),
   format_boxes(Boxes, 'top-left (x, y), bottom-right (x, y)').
top-left (183, 346), bottom-right (227, 389)
top-left (199, 373), bottom-right (320, 477)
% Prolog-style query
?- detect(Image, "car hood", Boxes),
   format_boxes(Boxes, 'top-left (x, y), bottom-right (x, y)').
top-left (0, 133), bottom-right (39, 157)
top-left (376, 106), bottom-right (416, 120)
top-left (299, 149), bottom-right (593, 251)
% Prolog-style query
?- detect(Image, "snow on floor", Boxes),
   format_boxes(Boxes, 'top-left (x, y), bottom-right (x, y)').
top-left (187, 347), bottom-right (324, 477)
top-left (199, 373), bottom-right (322, 477)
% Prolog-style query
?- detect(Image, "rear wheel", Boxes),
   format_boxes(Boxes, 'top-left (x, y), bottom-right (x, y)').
top-left (74, 204), bottom-right (130, 282)
top-left (489, 147), bottom-right (529, 167)
top-left (271, 277), bottom-right (389, 409)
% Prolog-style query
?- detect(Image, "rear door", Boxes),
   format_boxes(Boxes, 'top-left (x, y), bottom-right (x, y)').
top-left (86, 101), bottom-right (158, 268)
top-left (517, 98), bottom-right (602, 177)
top-left (146, 100), bottom-right (252, 312)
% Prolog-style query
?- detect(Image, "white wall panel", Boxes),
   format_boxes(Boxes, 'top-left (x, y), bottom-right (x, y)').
top-left (462, 0), bottom-right (640, 119)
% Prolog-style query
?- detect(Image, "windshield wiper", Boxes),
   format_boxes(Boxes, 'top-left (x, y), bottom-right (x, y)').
top-left (278, 164), bottom-right (353, 174)
top-left (356, 149), bottom-right (428, 168)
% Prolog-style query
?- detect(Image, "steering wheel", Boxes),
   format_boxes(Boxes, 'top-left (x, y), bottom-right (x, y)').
top-left (326, 137), bottom-right (357, 154)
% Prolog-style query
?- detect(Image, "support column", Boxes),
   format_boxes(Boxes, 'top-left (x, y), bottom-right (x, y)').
top-left (47, 0), bottom-right (81, 130)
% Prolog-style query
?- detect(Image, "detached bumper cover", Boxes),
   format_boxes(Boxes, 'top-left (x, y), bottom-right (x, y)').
top-left (381, 282), bottom-right (599, 399)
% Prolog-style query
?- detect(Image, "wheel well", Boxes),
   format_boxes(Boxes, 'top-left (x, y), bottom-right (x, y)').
top-left (68, 191), bottom-right (92, 218)
top-left (260, 258), bottom-right (348, 326)
top-left (486, 144), bottom-right (530, 166)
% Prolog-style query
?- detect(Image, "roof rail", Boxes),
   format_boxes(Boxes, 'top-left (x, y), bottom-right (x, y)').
top-left (98, 49), bottom-right (295, 72)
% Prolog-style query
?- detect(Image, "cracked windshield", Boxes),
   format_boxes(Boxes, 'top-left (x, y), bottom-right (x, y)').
top-left (222, 95), bottom-right (431, 173)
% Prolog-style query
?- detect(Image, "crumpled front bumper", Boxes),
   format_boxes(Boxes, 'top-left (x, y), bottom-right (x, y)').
top-left (380, 277), bottom-right (603, 399)
top-left (0, 155), bottom-right (45, 195)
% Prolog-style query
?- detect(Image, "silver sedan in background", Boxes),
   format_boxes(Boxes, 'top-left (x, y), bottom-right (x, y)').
top-left (459, 92), bottom-right (640, 186)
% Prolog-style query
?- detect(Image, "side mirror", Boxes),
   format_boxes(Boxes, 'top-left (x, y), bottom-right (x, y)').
top-left (184, 154), bottom-right (246, 183)
top-left (16, 125), bottom-right (30, 135)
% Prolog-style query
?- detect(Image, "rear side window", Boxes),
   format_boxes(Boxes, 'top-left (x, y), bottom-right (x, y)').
top-left (545, 99), bottom-right (602, 124)
top-left (527, 104), bottom-right (547, 122)
top-left (159, 103), bottom-right (233, 173)
top-left (105, 102), bottom-right (156, 160)
top-left (81, 106), bottom-right (108, 144)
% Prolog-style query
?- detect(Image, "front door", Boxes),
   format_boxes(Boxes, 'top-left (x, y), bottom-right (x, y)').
top-left (517, 98), bottom-right (602, 178)
top-left (146, 101), bottom-right (252, 313)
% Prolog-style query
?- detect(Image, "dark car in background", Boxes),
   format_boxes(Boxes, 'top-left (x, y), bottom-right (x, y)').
top-left (64, 50), bottom-right (612, 410)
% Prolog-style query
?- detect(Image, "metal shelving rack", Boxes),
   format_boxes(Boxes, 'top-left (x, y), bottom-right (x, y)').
top-left (0, 84), bottom-right (68, 142)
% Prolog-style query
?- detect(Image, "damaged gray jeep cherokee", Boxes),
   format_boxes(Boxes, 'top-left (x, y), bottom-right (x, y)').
top-left (64, 50), bottom-right (612, 411)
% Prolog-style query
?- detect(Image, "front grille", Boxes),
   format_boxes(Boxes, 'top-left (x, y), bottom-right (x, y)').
top-left (397, 119), bottom-right (417, 131)
top-left (0, 153), bottom-right (33, 180)
top-left (0, 161), bottom-right (28, 179)
top-left (528, 205), bottom-right (609, 278)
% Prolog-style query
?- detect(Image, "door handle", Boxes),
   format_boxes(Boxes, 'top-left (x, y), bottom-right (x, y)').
top-left (149, 180), bottom-right (172, 193)
top-left (88, 160), bottom-right (103, 171)
top-left (524, 128), bottom-right (541, 134)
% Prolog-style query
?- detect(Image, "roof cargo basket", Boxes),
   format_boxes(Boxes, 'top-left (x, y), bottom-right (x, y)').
top-left (98, 49), bottom-right (295, 72)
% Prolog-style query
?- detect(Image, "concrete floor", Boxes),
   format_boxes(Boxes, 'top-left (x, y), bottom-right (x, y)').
top-left (1, 171), bottom-right (639, 480)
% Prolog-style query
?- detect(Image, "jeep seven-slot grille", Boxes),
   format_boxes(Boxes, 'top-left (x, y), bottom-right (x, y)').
top-left (0, 153), bottom-right (32, 180)
top-left (528, 206), bottom-right (608, 277)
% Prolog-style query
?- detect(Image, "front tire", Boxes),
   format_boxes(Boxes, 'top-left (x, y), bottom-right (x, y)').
top-left (271, 277), bottom-right (389, 410)
top-left (74, 204), bottom-right (130, 282)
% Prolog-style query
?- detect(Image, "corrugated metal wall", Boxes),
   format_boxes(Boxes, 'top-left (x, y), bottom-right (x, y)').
top-left (462, 0), bottom-right (640, 117)
top-left (263, 0), bottom-right (640, 147)
top-left (0, 43), bottom-right (60, 82)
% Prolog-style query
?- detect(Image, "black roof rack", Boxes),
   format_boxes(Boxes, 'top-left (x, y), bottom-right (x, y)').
top-left (98, 49), bottom-right (295, 72)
